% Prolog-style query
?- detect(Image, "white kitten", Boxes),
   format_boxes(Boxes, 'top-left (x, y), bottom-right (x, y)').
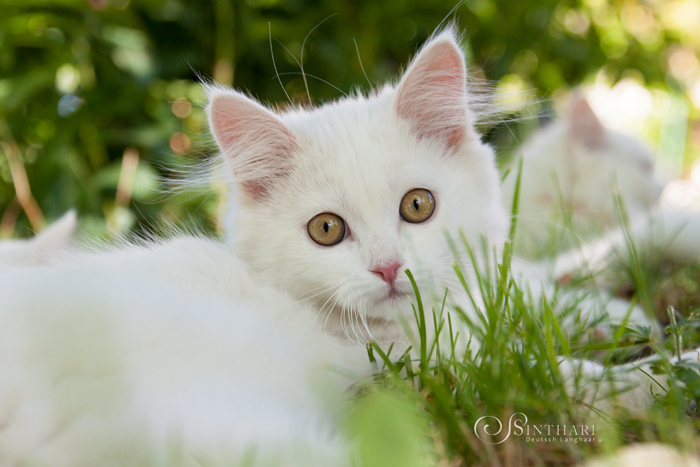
top-left (504, 96), bottom-right (663, 258)
top-left (0, 29), bottom-right (507, 465)
top-left (0, 210), bottom-right (76, 265)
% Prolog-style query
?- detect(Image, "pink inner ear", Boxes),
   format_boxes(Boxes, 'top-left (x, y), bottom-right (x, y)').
top-left (209, 92), bottom-right (297, 200)
top-left (210, 100), bottom-right (252, 153)
top-left (395, 39), bottom-right (468, 148)
top-left (569, 97), bottom-right (606, 150)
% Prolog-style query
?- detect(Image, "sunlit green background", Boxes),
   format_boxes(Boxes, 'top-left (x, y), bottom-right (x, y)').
top-left (1, 0), bottom-right (699, 239)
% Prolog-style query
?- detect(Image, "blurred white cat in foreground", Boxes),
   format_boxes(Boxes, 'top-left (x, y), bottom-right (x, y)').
top-left (0, 28), bottom-right (698, 466)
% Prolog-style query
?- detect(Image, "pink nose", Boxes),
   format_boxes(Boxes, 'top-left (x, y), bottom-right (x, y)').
top-left (372, 261), bottom-right (401, 285)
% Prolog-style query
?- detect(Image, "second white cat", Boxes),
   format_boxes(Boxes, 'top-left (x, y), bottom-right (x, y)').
top-left (503, 96), bottom-right (664, 258)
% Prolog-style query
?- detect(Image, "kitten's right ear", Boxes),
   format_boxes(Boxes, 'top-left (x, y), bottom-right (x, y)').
top-left (393, 30), bottom-right (473, 149)
top-left (568, 95), bottom-right (606, 150)
top-left (207, 88), bottom-right (297, 200)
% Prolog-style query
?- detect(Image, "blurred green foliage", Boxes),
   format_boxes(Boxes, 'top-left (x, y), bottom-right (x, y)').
top-left (1, 0), bottom-right (699, 238)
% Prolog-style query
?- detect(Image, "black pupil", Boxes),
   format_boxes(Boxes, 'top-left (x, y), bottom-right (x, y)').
top-left (413, 198), bottom-right (420, 210)
top-left (323, 221), bottom-right (329, 233)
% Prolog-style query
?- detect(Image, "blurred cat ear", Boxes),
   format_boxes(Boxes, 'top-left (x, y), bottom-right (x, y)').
top-left (207, 88), bottom-right (297, 200)
top-left (394, 31), bottom-right (472, 149)
top-left (32, 210), bottom-right (76, 256)
top-left (568, 96), bottom-right (606, 149)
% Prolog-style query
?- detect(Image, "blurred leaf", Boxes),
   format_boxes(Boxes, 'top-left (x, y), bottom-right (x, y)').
top-left (349, 391), bottom-right (434, 467)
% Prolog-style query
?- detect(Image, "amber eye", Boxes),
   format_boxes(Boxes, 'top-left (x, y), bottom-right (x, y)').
top-left (307, 213), bottom-right (346, 246)
top-left (400, 188), bottom-right (435, 223)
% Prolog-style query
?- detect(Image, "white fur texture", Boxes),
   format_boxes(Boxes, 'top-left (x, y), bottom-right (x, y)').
top-left (0, 237), bottom-right (368, 466)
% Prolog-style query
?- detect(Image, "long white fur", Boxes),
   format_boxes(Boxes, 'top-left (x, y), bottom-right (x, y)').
top-left (0, 237), bottom-right (368, 466)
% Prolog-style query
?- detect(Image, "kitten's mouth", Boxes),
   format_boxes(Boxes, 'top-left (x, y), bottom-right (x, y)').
top-left (381, 288), bottom-right (411, 303)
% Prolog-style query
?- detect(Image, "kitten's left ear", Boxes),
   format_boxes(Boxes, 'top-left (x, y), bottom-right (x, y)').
top-left (394, 31), bottom-right (473, 149)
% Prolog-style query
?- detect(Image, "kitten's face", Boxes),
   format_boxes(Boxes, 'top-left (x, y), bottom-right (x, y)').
top-left (208, 31), bottom-right (507, 339)
top-left (236, 102), bottom-right (504, 325)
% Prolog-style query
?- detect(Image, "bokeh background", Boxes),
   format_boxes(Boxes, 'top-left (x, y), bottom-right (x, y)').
top-left (1, 0), bottom-right (699, 239)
